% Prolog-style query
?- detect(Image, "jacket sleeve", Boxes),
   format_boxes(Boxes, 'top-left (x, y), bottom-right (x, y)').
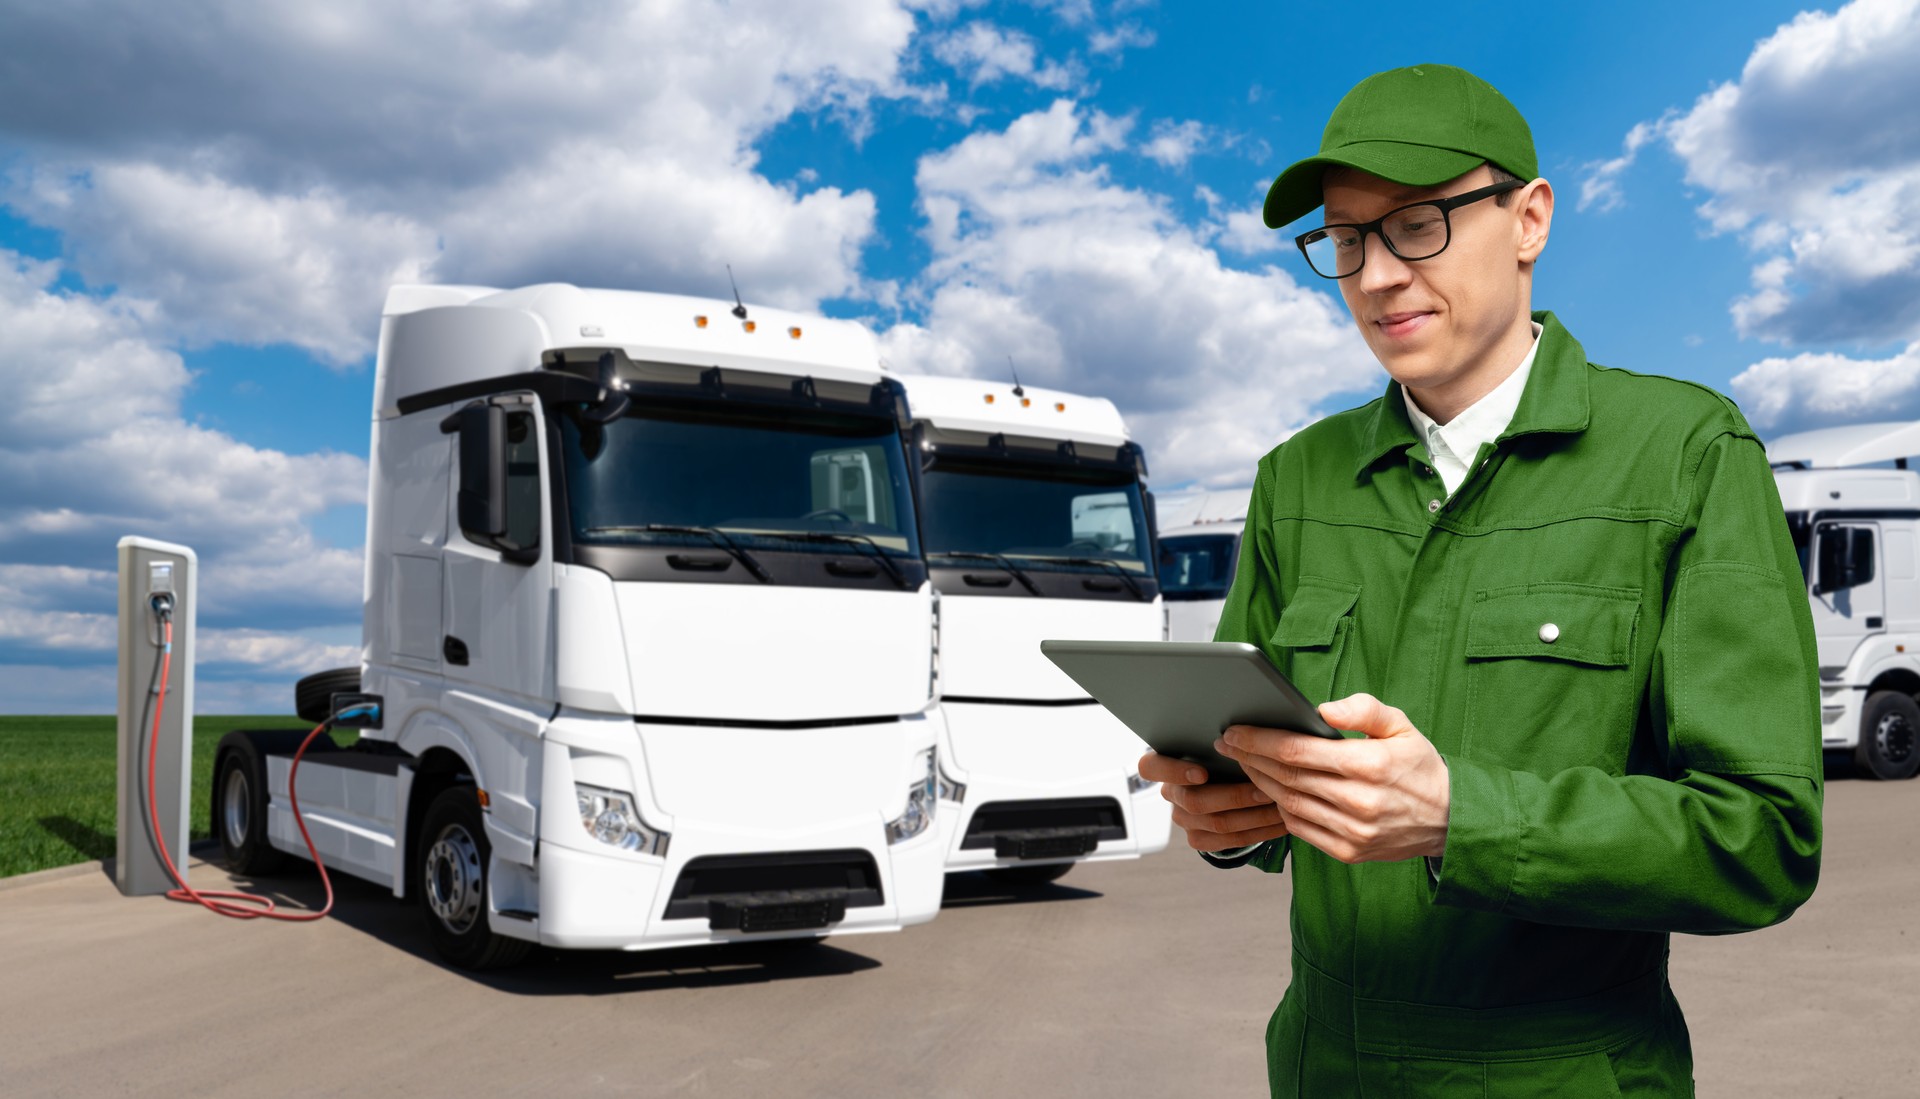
top-left (1203, 455), bottom-right (1292, 875)
top-left (1431, 430), bottom-right (1823, 933)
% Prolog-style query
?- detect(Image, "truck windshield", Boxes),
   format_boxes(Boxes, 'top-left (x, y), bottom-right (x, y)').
top-left (919, 459), bottom-right (1151, 573)
top-left (559, 402), bottom-right (920, 557)
top-left (1157, 533), bottom-right (1238, 601)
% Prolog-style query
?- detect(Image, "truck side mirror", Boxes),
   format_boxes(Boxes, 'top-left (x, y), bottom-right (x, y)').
top-left (453, 403), bottom-right (508, 539)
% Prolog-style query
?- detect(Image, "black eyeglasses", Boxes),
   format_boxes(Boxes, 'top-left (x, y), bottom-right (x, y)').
top-left (1294, 179), bottom-right (1525, 280)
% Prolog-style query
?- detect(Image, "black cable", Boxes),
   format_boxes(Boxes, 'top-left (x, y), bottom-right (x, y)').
top-left (135, 601), bottom-right (169, 869)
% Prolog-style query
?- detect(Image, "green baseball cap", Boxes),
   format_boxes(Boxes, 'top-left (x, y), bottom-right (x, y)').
top-left (1262, 64), bottom-right (1537, 229)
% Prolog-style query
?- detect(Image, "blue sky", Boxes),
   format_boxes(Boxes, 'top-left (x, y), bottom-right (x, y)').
top-left (4, 0), bottom-right (1919, 712)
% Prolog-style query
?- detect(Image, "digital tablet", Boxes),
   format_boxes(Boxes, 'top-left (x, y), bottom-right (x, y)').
top-left (1039, 640), bottom-right (1342, 782)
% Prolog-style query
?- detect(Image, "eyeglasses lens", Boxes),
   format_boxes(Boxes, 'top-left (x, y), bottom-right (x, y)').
top-left (1302, 203), bottom-right (1452, 279)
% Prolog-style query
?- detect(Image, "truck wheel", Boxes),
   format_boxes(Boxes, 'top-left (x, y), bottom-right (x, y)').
top-left (214, 741), bottom-right (288, 876)
top-left (417, 786), bottom-right (532, 970)
top-left (294, 667), bottom-right (360, 724)
top-left (1856, 691), bottom-right (1920, 781)
top-left (985, 862), bottom-right (1073, 887)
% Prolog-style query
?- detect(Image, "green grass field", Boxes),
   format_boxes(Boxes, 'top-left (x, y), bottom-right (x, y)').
top-left (0, 714), bottom-right (318, 879)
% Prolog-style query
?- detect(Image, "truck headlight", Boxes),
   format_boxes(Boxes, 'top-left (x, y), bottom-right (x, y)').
top-left (576, 783), bottom-right (670, 857)
top-left (886, 748), bottom-right (937, 845)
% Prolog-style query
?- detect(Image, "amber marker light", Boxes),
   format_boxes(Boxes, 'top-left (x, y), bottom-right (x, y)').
top-left (788, 326), bottom-right (802, 339)
top-left (694, 315), bottom-right (708, 328)
top-left (1020, 397), bottom-right (1031, 407)
top-left (1054, 402), bottom-right (1066, 412)
top-left (476, 789), bottom-right (491, 807)
top-left (743, 320), bottom-right (757, 333)
top-left (984, 394), bottom-right (995, 404)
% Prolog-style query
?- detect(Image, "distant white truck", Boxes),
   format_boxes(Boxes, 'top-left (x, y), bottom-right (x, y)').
top-left (211, 284), bottom-right (948, 967)
top-left (1155, 486), bottom-right (1252, 644)
top-left (1769, 421), bottom-right (1920, 780)
top-left (898, 375), bottom-right (1172, 884)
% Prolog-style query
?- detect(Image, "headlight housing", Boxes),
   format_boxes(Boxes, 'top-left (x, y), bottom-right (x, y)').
top-left (575, 783), bottom-right (670, 857)
top-left (936, 756), bottom-right (967, 804)
top-left (886, 748), bottom-right (938, 844)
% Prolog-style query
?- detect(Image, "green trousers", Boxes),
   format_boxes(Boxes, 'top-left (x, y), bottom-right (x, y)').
top-left (1266, 953), bottom-right (1695, 1097)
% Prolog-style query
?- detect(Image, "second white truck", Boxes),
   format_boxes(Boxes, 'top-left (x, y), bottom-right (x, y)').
top-left (899, 374), bottom-right (1173, 884)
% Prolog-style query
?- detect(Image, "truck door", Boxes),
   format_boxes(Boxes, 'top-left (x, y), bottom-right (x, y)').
top-left (1809, 520), bottom-right (1885, 670)
top-left (443, 399), bottom-right (554, 702)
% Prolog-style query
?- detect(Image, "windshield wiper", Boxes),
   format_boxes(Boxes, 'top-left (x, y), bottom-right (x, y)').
top-left (930, 551), bottom-right (1043, 596)
top-left (752, 531), bottom-right (910, 590)
top-left (1058, 556), bottom-right (1147, 600)
top-left (582, 524), bottom-right (772, 583)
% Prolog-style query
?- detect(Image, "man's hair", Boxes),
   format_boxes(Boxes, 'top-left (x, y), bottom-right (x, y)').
top-left (1488, 163), bottom-right (1519, 207)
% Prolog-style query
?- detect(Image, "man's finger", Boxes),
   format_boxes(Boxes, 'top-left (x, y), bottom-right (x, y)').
top-left (1219, 725), bottom-right (1365, 777)
top-left (1138, 751), bottom-right (1208, 786)
top-left (1185, 821), bottom-right (1291, 852)
top-left (1318, 693), bottom-right (1417, 740)
top-left (1170, 800), bottom-right (1288, 838)
top-left (1161, 777), bottom-right (1276, 814)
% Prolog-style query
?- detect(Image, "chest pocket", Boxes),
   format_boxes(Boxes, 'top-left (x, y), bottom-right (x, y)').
top-left (1463, 583), bottom-right (1641, 773)
top-left (1271, 577), bottom-right (1361, 706)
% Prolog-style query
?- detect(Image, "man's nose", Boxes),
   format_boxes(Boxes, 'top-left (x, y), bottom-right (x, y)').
top-left (1357, 231), bottom-right (1412, 296)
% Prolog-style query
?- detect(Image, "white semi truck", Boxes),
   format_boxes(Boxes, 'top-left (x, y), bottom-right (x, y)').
top-left (211, 284), bottom-right (948, 967)
top-left (1154, 486), bottom-right (1253, 644)
top-left (898, 375), bottom-right (1172, 884)
top-left (1768, 421), bottom-right (1920, 781)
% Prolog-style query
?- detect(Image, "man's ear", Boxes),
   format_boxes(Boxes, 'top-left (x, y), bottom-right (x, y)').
top-left (1517, 178), bottom-right (1554, 265)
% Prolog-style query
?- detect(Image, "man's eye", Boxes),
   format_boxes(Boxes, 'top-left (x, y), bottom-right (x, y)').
top-left (1330, 231), bottom-right (1361, 249)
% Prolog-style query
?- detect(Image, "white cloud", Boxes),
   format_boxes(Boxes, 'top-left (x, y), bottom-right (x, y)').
top-left (931, 21), bottom-right (1077, 89)
top-left (1140, 119), bottom-right (1206, 168)
top-left (1089, 22), bottom-right (1155, 55)
top-left (0, 0), bottom-right (925, 363)
top-left (1730, 341), bottom-right (1920, 435)
top-left (1647, 0), bottom-right (1920, 344)
top-left (881, 100), bottom-right (1379, 487)
top-left (0, 251), bottom-right (366, 709)
top-left (1577, 119), bottom-right (1661, 214)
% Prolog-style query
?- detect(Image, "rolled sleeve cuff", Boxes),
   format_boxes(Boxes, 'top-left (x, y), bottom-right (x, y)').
top-left (1428, 754), bottom-right (1521, 911)
top-left (1199, 843), bottom-right (1263, 869)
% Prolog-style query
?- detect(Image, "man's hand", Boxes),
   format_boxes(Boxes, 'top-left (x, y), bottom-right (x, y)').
top-left (1138, 751), bottom-right (1290, 852)
top-left (1215, 693), bottom-right (1450, 864)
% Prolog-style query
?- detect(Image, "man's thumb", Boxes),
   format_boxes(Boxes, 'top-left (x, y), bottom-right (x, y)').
top-left (1319, 693), bottom-right (1406, 739)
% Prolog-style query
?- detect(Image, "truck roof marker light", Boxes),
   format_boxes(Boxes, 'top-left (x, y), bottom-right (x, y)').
top-left (1020, 397), bottom-right (1031, 408)
top-left (984, 394), bottom-right (995, 404)
top-left (743, 320), bottom-right (757, 333)
top-left (1055, 402), bottom-right (1066, 412)
top-left (694, 315), bottom-right (708, 328)
top-left (788, 326), bottom-right (802, 339)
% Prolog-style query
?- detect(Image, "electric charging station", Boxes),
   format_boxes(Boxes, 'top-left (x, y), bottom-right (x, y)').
top-left (116, 536), bottom-right (197, 897)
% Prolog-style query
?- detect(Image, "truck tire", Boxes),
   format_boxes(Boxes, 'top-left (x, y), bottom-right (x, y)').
top-left (417, 786), bottom-right (532, 970)
top-left (294, 667), bottom-right (361, 724)
top-left (212, 732), bottom-right (296, 876)
top-left (1856, 691), bottom-right (1920, 780)
top-left (985, 862), bottom-right (1074, 887)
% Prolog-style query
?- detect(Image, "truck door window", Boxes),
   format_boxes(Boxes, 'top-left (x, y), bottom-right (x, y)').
top-left (501, 412), bottom-right (541, 555)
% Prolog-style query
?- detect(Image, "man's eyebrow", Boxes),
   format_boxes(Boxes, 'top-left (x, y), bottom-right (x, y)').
top-left (1323, 184), bottom-right (1444, 223)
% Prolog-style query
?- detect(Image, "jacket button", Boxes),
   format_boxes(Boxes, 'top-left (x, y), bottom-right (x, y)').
top-left (1427, 499), bottom-right (1441, 513)
top-left (1539, 622), bottom-right (1560, 644)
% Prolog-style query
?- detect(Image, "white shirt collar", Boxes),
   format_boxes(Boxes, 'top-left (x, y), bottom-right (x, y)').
top-left (1401, 321), bottom-right (1543, 496)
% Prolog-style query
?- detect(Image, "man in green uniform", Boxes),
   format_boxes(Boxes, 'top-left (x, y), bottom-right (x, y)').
top-left (1138, 64), bottom-right (1822, 1095)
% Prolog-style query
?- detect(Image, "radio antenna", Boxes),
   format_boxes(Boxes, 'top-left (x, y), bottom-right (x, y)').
top-left (726, 264), bottom-right (748, 320)
top-left (1007, 355), bottom-right (1025, 398)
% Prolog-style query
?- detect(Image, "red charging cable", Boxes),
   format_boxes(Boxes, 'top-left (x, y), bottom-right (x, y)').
top-left (145, 616), bottom-right (335, 920)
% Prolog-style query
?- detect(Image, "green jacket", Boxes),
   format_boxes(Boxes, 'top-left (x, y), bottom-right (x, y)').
top-left (1219, 312), bottom-right (1822, 1096)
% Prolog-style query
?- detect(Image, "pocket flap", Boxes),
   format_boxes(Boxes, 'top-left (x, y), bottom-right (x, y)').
top-left (1466, 584), bottom-right (1639, 667)
top-left (1271, 578), bottom-right (1361, 648)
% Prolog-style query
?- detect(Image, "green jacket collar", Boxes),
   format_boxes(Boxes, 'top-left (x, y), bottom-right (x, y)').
top-left (1352, 310), bottom-right (1590, 478)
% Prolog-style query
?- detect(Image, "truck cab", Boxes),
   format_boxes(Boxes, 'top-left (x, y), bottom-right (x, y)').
top-left (896, 375), bottom-right (1173, 884)
top-left (216, 284), bottom-right (948, 966)
top-left (1770, 421), bottom-right (1920, 780)
top-left (1154, 486), bottom-right (1253, 644)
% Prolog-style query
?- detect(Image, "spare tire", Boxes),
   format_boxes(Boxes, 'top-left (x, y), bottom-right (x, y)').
top-left (295, 667), bottom-right (361, 723)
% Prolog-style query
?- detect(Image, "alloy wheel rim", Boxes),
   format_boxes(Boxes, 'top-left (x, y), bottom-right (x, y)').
top-left (222, 768), bottom-right (250, 846)
top-left (1876, 711), bottom-right (1917, 765)
top-left (424, 823), bottom-right (484, 934)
